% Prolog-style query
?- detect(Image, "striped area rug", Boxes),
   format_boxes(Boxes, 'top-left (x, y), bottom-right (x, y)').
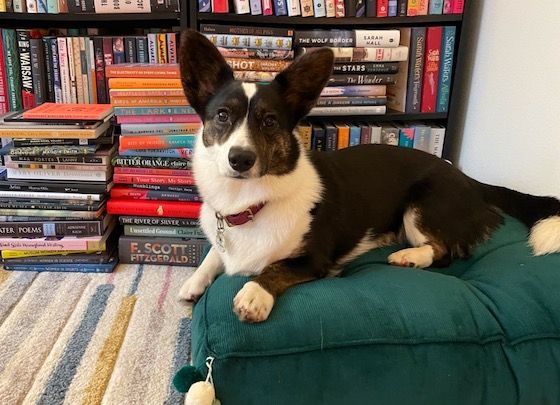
top-left (0, 264), bottom-right (195, 405)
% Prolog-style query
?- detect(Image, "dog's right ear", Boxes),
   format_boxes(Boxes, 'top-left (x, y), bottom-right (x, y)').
top-left (179, 30), bottom-right (234, 117)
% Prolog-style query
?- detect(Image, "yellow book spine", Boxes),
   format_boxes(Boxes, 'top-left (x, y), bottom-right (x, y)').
top-left (1, 249), bottom-right (99, 259)
top-left (407, 0), bottom-right (418, 15)
top-left (0, 128), bottom-right (98, 139)
top-left (0, 0), bottom-right (6, 12)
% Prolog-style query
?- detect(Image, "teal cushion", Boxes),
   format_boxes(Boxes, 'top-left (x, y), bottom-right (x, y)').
top-left (189, 217), bottom-right (560, 404)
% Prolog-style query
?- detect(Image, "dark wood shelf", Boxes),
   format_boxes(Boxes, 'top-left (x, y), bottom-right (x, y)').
top-left (307, 110), bottom-right (447, 122)
top-left (196, 13), bottom-right (462, 28)
top-left (0, 11), bottom-right (181, 27)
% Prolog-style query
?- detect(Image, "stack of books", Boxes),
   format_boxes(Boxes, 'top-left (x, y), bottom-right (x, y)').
top-left (200, 0), bottom-right (464, 16)
top-left (0, 103), bottom-right (118, 273)
top-left (201, 24), bottom-right (295, 84)
top-left (293, 29), bottom-right (408, 116)
top-left (105, 63), bottom-right (208, 267)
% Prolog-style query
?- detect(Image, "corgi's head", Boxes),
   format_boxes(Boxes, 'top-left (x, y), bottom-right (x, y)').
top-left (179, 30), bottom-right (334, 180)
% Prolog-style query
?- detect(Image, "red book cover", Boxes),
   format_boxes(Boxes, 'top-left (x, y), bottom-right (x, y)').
top-left (114, 166), bottom-right (193, 177)
top-left (420, 27), bottom-right (443, 113)
top-left (451, 0), bottom-right (463, 13)
top-left (211, 0), bottom-right (229, 12)
top-left (107, 199), bottom-right (201, 218)
top-left (377, 0), bottom-right (388, 16)
top-left (0, 31), bottom-right (9, 114)
top-left (113, 173), bottom-right (196, 186)
top-left (335, 0), bottom-right (345, 17)
top-left (262, 0), bottom-right (273, 15)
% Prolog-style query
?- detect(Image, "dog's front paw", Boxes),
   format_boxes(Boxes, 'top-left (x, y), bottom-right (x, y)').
top-left (178, 274), bottom-right (209, 302)
top-left (233, 281), bottom-right (274, 323)
top-left (388, 246), bottom-right (434, 269)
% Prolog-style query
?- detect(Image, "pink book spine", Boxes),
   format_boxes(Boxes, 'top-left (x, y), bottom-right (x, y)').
top-left (443, 0), bottom-right (452, 14)
top-left (0, 237), bottom-right (93, 250)
top-left (116, 115), bottom-right (202, 124)
top-left (262, 0), bottom-right (273, 14)
top-left (334, 0), bottom-right (344, 16)
top-left (451, 0), bottom-right (463, 13)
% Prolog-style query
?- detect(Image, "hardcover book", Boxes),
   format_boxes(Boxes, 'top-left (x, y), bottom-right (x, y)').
top-left (405, 27), bottom-right (426, 113)
top-left (436, 26), bottom-right (456, 113)
top-left (118, 236), bottom-right (209, 266)
top-left (22, 103), bottom-right (113, 120)
top-left (420, 26), bottom-right (443, 113)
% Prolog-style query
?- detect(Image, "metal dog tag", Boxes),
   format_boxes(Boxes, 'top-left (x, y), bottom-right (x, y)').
top-left (215, 212), bottom-right (226, 253)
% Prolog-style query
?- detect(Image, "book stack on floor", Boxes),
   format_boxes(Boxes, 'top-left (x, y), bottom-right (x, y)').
top-left (0, 103), bottom-right (118, 273)
top-left (294, 29), bottom-right (408, 116)
top-left (201, 24), bottom-right (295, 84)
top-left (105, 63), bottom-right (208, 267)
top-left (296, 120), bottom-right (445, 156)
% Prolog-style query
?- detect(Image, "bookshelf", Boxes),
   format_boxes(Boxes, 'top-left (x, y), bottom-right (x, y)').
top-left (189, 1), bottom-right (476, 159)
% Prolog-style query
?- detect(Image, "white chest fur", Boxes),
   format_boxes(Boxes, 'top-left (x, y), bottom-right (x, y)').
top-left (193, 134), bottom-right (323, 276)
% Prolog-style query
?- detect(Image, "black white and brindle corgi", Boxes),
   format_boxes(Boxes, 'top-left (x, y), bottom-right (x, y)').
top-left (177, 30), bottom-right (560, 323)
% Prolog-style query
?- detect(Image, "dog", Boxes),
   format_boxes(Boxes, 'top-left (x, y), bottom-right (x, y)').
top-left (177, 30), bottom-right (560, 323)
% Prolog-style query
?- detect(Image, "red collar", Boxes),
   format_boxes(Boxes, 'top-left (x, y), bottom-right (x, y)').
top-left (217, 202), bottom-right (266, 227)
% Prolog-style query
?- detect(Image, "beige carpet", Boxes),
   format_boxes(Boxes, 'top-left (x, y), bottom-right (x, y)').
top-left (0, 264), bottom-right (195, 405)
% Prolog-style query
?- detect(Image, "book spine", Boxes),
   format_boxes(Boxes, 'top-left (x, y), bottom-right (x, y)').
top-left (92, 37), bottom-right (107, 104)
top-left (0, 181), bottom-right (108, 194)
top-left (376, 0), bottom-right (387, 16)
top-left (112, 155), bottom-right (193, 169)
top-left (336, 125), bottom-right (349, 149)
top-left (2, 29), bottom-right (23, 111)
top-left (360, 125), bottom-right (372, 144)
top-left (119, 216), bottom-right (199, 226)
top-left (354, 30), bottom-right (400, 47)
top-left (365, 0), bottom-right (376, 16)
top-left (110, 97), bottom-right (188, 106)
top-left (429, 126), bottom-right (445, 157)
top-left (312, 0), bottom-right (326, 16)
top-left (58, 0), bottom-right (67, 12)
top-left (107, 199), bottom-right (200, 218)
top-left (405, 27), bottom-right (426, 113)
top-left (324, 124), bottom-right (338, 151)
top-left (316, 96), bottom-right (386, 106)
top-left (120, 122), bottom-right (200, 135)
top-left (388, 0), bottom-right (397, 16)
top-left (0, 31), bottom-right (9, 113)
top-left (327, 74), bottom-right (396, 85)
top-left (308, 105), bottom-right (386, 115)
top-left (294, 30), bottom-right (354, 47)
top-left (57, 37), bottom-right (70, 103)
top-left (420, 26), bottom-right (443, 113)
top-left (397, 0), bottom-right (406, 15)
top-left (156, 33), bottom-right (167, 64)
top-left (442, 0), bottom-right (451, 14)
top-left (451, 0), bottom-right (463, 13)
top-left (4, 263), bottom-right (116, 273)
top-left (225, 57), bottom-right (290, 72)
top-left (333, 62), bottom-right (399, 74)
top-left (124, 225), bottom-right (205, 238)
top-left (286, 0), bottom-right (300, 15)
top-left (66, 37), bottom-right (78, 103)
top-left (13, 0), bottom-right (25, 11)
top-left (296, 123), bottom-right (312, 150)
top-left (344, 0), bottom-right (355, 16)
top-left (211, 0), bottom-right (228, 12)
top-left (417, 0), bottom-right (427, 14)
top-left (119, 134), bottom-right (195, 150)
top-left (26, 0), bottom-right (37, 12)
top-left (437, 26), bottom-right (456, 113)
top-left (407, 0), bottom-right (417, 15)
top-left (16, 29), bottom-right (36, 109)
top-left (261, 0), bottom-right (273, 15)
top-left (167, 33), bottom-right (177, 64)
top-left (272, 0), bottom-right (287, 15)
top-left (398, 127), bottom-right (414, 147)
top-left (147, 34), bottom-right (157, 63)
top-left (311, 126), bottom-right (325, 151)
top-left (118, 148), bottom-right (193, 158)
top-left (102, 36), bottom-right (114, 101)
top-left (42, 38), bottom-right (54, 103)
top-left (0, 220), bottom-right (105, 237)
top-left (116, 115), bottom-right (200, 124)
top-left (104, 64), bottom-right (180, 78)
top-left (112, 189), bottom-right (200, 203)
top-left (118, 236), bottom-right (208, 266)
top-left (108, 78), bottom-right (181, 89)
top-left (124, 37), bottom-right (137, 63)
top-left (320, 85), bottom-right (386, 97)
top-left (0, 238), bottom-right (92, 251)
top-left (29, 38), bottom-right (46, 105)
top-left (355, 0), bottom-right (365, 16)
top-left (87, 38), bottom-right (96, 103)
top-left (7, 168), bottom-right (109, 181)
top-left (249, 0), bottom-right (261, 14)
top-left (349, 125), bottom-right (361, 146)
top-left (36, 0), bottom-right (46, 12)
top-left (0, 0), bottom-right (5, 11)
top-left (234, 0), bottom-right (250, 13)
top-left (47, 0), bottom-right (58, 12)
top-left (72, 37), bottom-right (85, 104)
top-left (136, 37), bottom-right (148, 63)
top-left (428, 0), bottom-right (442, 13)
top-left (114, 166), bottom-right (193, 177)
top-left (381, 126), bottom-right (399, 145)
top-left (411, 124), bottom-right (430, 152)
top-left (113, 173), bottom-right (194, 185)
top-left (50, 38), bottom-right (62, 103)
top-left (204, 33), bottom-right (292, 50)
top-left (304, 46), bottom-right (409, 62)
top-left (114, 106), bottom-right (194, 115)
top-left (198, 0), bottom-right (210, 12)
top-left (300, 0), bottom-right (313, 16)
top-left (324, 0), bottom-right (334, 16)
top-left (112, 36), bottom-right (125, 64)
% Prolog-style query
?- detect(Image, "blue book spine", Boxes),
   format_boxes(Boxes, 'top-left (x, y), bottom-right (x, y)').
top-left (324, 125), bottom-right (338, 151)
top-left (50, 38), bottom-right (62, 103)
top-left (349, 125), bottom-right (361, 146)
top-left (405, 27), bottom-right (426, 114)
top-left (250, 0), bottom-right (262, 13)
top-left (37, 0), bottom-right (48, 13)
top-left (428, 0), bottom-right (443, 14)
top-left (273, 0), bottom-right (288, 15)
top-left (119, 149), bottom-right (194, 158)
top-left (312, 126), bottom-right (326, 151)
top-left (436, 26), bottom-right (456, 113)
top-left (199, 0), bottom-right (211, 12)
top-left (4, 260), bottom-right (118, 273)
top-left (388, 0), bottom-right (397, 16)
top-left (398, 128), bottom-right (415, 148)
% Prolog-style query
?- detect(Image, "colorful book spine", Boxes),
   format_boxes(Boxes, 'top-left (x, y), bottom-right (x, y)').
top-left (211, 0), bottom-right (228, 12)
top-left (3, 29), bottom-right (23, 111)
top-left (311, 126), bottom-right (325, 151)
top-left (118, 236), bottom-right (208, 266)
top-left (302, 46), bottom-right (409, 62)
top-left (116, 115), bottom-right (201, 124)
top-left (428, 0), bottom-right (442, 13)
top-left (112, 155), bottom-right (193, 170)
top-left (335, 124), bottom-right (349, 149)
top-left (16, 30), bottom-right (36, 109)
top-left (13, 0), bottom-right (26, 12)
top-left (421, 26), bottom-right (443, 113)
top-left (407, 0), bottom-right (417, 15)
top-left (437, 26), bottom-right (456, 113)
top-left (262, 0), bottom-right (273, 15)
top-left (416, 0), bottom-right (427, 14)
top-left (117, 148), bottom-right (194, 159)
top-left (147, 33), bottom-right (157, 64)
top-left (112, 188), bottom-right (201, 203)
top-left (108, 77), bottom-right (182, 89)
top-left (308, 105), bottom-right (386, 115)
top-left (26, 0), bottom-right (37, 12)
top-left (114, 106), bottom-right (195, 115)
top-left (442, 0), bottom-right (451, 13)
top-left (233, 0), bottom-right (250, 12)
top-left (104, 63), bottom-right (179, 78)
top-left (249, 0), bottom-right (261, 14)
top-left (113, 174), bottom-right (195, 185)
top-left (349, 125), bottom-right (361, 146)
top-left (335, 0), bottom-right (345, 16)
top-left (120, 123), bottom-right (200, 135)
top-left (272, 0), bottom-right (287, 15)
top-left (388, 0), bottom-right (397, 16)
top-left (405, 27), bottom-right (426, 113)
top-left (107, 199), bottom-right (200, 218)
top-left (325, 0), bottom-right (335, 17)
top-left (451, 0), bottom-right (463, 13)
top-left (110, 97), bottom-right (188, 106)
top-left (167, 33), bottom-right (177, 63)
top-left (57, 37), bottom-right (70, 103)
top-left (0, 219), bottom-right (107, 237)
top-left (0, 31), bottom-right (9, 113)
top-left (398, 127), bottom-right (414, 148)
top-left (0, 234), bottom-right (108, 251)
top-left (320, 85), bottom-right (386, 97)
top-left (411, 123), bottom-right (430, 152)
top-left (377, 0), bottom-right (387, 16)
top-left (327, 74), bottom-right (396, 86)
top-left (198, 0), bottom-right (210, 12)
top-left (300, 0), bottom-right (313, 16)
top-left (313, 0), bottom-right (326, 16)
top-left (156, 33), bottom-right (167, 63)
top-left (113, 166), bottom-right (193, 177)
top-left (119, 216), bottom-right (199, 227)
top-left (47, 0), bottom-right (58, 13)
top-left (36, 0), bottom-right (46, 12)
top-left (3, 262), bottom-right (118, 273)
top-left (123, 225), bottom-right (205, 238)
top-left (204, 34), bottom-right (292, 50)
top-left (118, 135), bottom-right (196, 150)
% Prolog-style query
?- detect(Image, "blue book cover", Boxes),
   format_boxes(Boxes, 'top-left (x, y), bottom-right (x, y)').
top-left (429, 0), bottom-right (443, 14)
top-left (388, 0), bottom-right (397, 16)
top-left (273, 0), bottom-right (288, 15)
top-left (324, 124), bottom-right (338, 151)
top-left (312, 126), bottom-right (326, 151)
top-left (199, 0), bottom-right (211, 12)
top-left (436, 26), bottom-right (456, 113)
top-left (405, 27), bottom-right (426, 114)
top-left (398, 128), bottom-right (415, 148)
top-left (349, 125), bottom-right (361, 147)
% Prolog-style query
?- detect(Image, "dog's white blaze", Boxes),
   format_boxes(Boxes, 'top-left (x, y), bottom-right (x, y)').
top-left (403, 208), bottom-right (428, 247)
top-left (194, 134), bottom-right (323, 276)
top-left (529, 215), bottom-right (560, 255)
top-left (241, 82), bottom-right (257, 99)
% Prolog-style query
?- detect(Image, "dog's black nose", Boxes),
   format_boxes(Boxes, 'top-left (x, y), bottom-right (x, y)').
top-left (228, 147), bottom-right (257, 173)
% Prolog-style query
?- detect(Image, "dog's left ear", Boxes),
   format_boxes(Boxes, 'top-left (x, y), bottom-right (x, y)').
top-left (179, 30), bottom-right (234, 117)
top-left (271, 48), bottom-right (334, 122)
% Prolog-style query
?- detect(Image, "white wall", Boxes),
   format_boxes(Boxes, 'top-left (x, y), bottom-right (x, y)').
top-left (457, 1), bottom-right (560, 198)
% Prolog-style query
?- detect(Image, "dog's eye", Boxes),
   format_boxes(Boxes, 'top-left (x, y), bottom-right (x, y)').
top-left (263, 115), bottom-right (277, 128)
top-left (216, 109), bottom-right (229, 123)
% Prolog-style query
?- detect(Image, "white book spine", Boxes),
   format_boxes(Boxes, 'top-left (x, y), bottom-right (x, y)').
top-left (300, 0), bottom-right (314, 16)
top-left (66, 38), bottom-right (78, 104)
top-left (147, 34), bottom-right (158, 64)
top-left (326, 46), bottom-right (409, 62)
top-left (25, 0), bottom-right (37, 12)
top-left (249, 0), bottom-right (262, 14)
top-left (308, 105), bottom-right (387, 116)
top-left (56, 38), bottom-right (71, 104)
top-left (93, 0), bottom-right (151, 12)
top-left (325, 0), bottom-right (335, 16)
top-left (0, 190), bottom-right (102, 201)
top-left (7, 168), bottom-right (109, 182)
top-left (354, 30), bottom-right (401, 47)
top-left (87, 39), bottom-right (96, 103)
top-left (312, 0), bottom-right (326, 16)
top-left (286, 0), bottom-right (300, 15)
top-left (370, 125), bottom-right (382, 144)
top-left (429, 126), bottom-right (446, 158)
top-left (234, 0), bottom-right (250, 13)
top-left (13, 0), bottom-right (25, 12)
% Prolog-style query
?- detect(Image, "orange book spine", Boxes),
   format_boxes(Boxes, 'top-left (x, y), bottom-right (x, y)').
top-left (110, 97), bottom-right (188, 106)
top-left (108, 78), bottom-right (182, 89)
top-left (109, 89), bottom-right (186, 97)
top-left (336, 125), bottom-right (350, 149)
top-left (105, 64), bottom-right (180, 78)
